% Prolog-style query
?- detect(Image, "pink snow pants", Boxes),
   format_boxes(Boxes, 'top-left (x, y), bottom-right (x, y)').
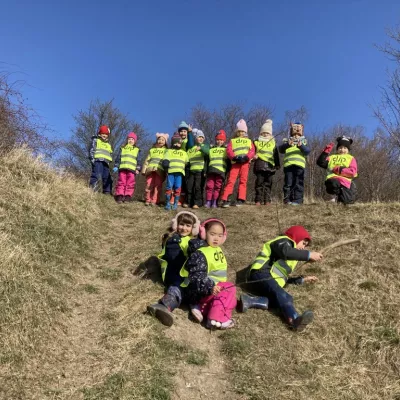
top-left (197, 282), bottom-right (237, 323)
top-left (205, 173), bottom-right (224, 201)
top-left (145, 172), bottom-right (164, 204)
top-left (115, 170), bottom-right (136, 197)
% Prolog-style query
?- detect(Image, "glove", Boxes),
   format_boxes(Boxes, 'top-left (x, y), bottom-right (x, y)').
top-left (113, 167), bottom-right (118, 173)
top-left (171, 234), bottom-right (181, 243)
top-left (332, 166), bottom-right (342, 175)
top-left (242, 155), bottom-right (249, 163)
top-left (232, 156), bottom-right (239, 162)
top-left (323, 142), bottom-right (335, 154)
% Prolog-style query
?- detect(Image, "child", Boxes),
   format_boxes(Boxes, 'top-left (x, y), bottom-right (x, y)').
top-left (205, 130), bottom-right (228, 208)
top-left (279, 122), bottom-right (310, 205)
top-left (180, 218), bottom-right (236, 329)
top-left (221, 119), bottom-right (255, 207)
top-left (239, 225), bottom-right (323, 332)
top-left (186, 129), bottom-right (210, 209)
top-left (162, 133), bottom-right (189, 210)
top-left (89, 125), bottom-right (113, 194)
top-left (141, 133), bottom-right (169, 206)
top-left (253, 120), bottom-right (280, 205)
top-left (178, 121), bottom-right (190, 152)
top-left (147, 211), bottom-right (200, 326)
top-left (113, 132), bottom-right (141, 203)
top-left (316, 136), bottom-right (358, 204)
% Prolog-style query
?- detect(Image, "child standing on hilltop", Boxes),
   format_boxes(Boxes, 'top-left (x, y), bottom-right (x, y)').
top-left (221, 119), bottom-right (255, 207)
top-left (316, 136), bottom-right (358, 204)
top-left (205, 130), bottom-right (229, 208)
top-left (181, 218), bottom-right (236, 329)
top-left (89, 125), bottom-right (113, 194)
top-left (141, 133), bottom-right (169, 206)
top-left (113, 132), bottom-right (141, 203)
top-left (186, 129), bottom-right (210, 209)
top-left (238, 225), bottom-right (323, 332)
top-left (147, 211), bottom-right (200, 326)
top-left (162, 133), bottom-right (189, 211)
top-left (279, 122), bottom-right (310, 205)
top-left (253, 120), bottom-right (280, 205)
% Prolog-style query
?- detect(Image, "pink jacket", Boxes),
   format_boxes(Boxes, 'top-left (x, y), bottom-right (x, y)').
top-left (226, 140), bottom-right (256, 161)
top-left (328, 155), bottom-right (358, 189)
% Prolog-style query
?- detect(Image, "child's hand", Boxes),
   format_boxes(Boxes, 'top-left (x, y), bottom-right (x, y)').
top-left (253, 154), bottom-right (258, 160)
top-left (309, 252), bottom-right (323, 261)
top-left (135, 170), bottom-right (140, 175)
top-left (212, 284), bottom-right (222, 295)
top-left (188, 124), bottom-right (192, 132)
top-left (196, 146), bottom-right (201, 151)
top-left (303, 275), bottom-right (318, 283)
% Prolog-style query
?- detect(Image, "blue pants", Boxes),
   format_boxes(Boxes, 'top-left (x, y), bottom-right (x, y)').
top-left (89, 161), bottom-right (112, 193)
top-left (166, 173), bottom-right (183, 196)
top-left (248, 269), bottom-right (298, 321)
top-left (283, 165), bottom-right (304, 204)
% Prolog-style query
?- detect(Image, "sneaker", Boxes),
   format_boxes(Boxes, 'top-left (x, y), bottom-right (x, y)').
top-left (255, 202), bottom-right (261, 206)
top-left (221, 201), bottom-right (230, 208)
top-left (182, 203), bottom-right (189, 208)
top-left (290, 202), bottom-right (301, 206)
top-left (284, 201), bottom-right (292, 205)
top-left (264, 202), bottom-right (271, 206)
top-left (220, 319), bottom-right (235, 330)
top-left (190, 306), bottom-right (203, 323)
top-left (292, 310), bottom-right (314, 332)
top-left (236, 200), bottom-right (245, 207)
top-left (147, 303), bottom-right (174, 327)
top-left (192, 205), bottom-right (199, 209)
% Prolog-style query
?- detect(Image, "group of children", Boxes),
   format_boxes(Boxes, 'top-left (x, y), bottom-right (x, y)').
top-left (146, 211), bottom-right (323, 332)
top-left (89, 120), bottom-right (358, 207)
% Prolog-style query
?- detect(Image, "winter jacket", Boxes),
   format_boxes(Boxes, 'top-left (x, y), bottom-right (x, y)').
top-left (279, 139), bottom-right (310, 169)
top-left (89, 136), bottom-right (113, 164)
top-left (207, 144), bottom-right (230, 178)
top-left (253, 146), bottom-right (280, 173)
top-left (114, 145), bottom-right (141, 172)
top-left (226, 138), bottom-right (256, 163)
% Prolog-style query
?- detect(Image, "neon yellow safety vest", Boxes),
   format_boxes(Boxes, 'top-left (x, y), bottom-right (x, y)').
top-left (147, 148), bottom-right (168, 172)
top-left (208, 147), bottom-right (227, 173)
top-left (283, 146), bottom-right (306, 169)
top-left (166, 149), bottom-right (188, 175)
top-left (254, 139), bottom-right (276, 165)
top-left (187, 147), bottom-right (205, 172)
top-left (231, 137), bottom-right (252, 163)
top-left (94, 139), bottom-right (113, 162)
top-left (119, 145), bottom-right (139, 171)
top-left (180, 246), bottom-right (227, 287)
top-left (250, 236), bottom-right (298, 288)
top-left (181, 138), bottom-right (188, 152)
top-left (326, 154), bottom-right (357, 183)
top-left (158, 236), bottom-right (191, 283)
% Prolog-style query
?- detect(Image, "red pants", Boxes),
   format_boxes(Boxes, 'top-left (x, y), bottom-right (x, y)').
top-left (205, 173), bottom-right (224, 201)
top-left (145, 172), bottom-right (164, 204)
top-left (115, 170), bottom-right (136, 197)
top-left (221, 163), bottom-right (250, 201)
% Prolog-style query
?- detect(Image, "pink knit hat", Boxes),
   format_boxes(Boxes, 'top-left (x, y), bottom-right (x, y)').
top-left (156, 132), bottom-right (169, 142)
top-left (236, 119), bottom-right (248, 134)
top-left (127, 132), bottom-right (137, 141)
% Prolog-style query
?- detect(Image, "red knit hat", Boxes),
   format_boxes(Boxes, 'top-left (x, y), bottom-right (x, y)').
top-left (284, 225), bottom-right (311, 244)
top-left (215, 130), bottom-right (227, 142)
top-left (98, 125), bottom-right (110, 135)
top-left (127, 132), bottom-right (137, 141)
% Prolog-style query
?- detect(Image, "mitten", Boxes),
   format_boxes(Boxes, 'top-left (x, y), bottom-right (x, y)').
top-left (113, 167), bottom-right (118, 173)
top-left (323, 143), bottom-right (335, 154)
top-left (332, 166), bottom-right (342, 175)
top-left (242, 155), bottom-right (249, 163)
top-left (171, 234), bottom-right (181, 243)
top-left (232, 156), bottom-right (239, 162)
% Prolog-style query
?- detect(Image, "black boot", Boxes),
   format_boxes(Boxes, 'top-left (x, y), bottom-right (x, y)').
top-left (292, 310), bottom-right (314, 332)
top-left (147, 303), bottom-right (174, 327)
top-left (238, 293), bottom-right (269, 313)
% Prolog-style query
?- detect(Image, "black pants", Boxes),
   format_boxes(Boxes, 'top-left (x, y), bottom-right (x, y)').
top-left (283, 166), bottom-right (304, 204)
top-left (187, 172), bottom-right (205, 207)
top-left (254, 171), bottom-right (274, 203)
top-left (325, 178), bottom-right (356, 204)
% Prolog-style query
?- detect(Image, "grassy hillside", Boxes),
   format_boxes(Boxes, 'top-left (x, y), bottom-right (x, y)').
top-left (1, 150), bottom-right (399, 399)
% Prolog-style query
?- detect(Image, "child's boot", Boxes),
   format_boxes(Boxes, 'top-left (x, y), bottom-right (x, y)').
top-left (292, 310), bottom-right (314, 332)
top-left (165, 194), bottom-right (171, 211)
top-left (212, 200), bottom-right (218, 208)
top-left (172, 195), bottom-right (179, 210)
top-left (115, 195), bottom-right (123, 204)
top-left (147, 303), bottom-right (174, 327)
top-left (205, 200), bottom-right (212, 208)
top-left (190, 306), bottom-right (203, 323)
top-left (238, 293), bottom-right (269, 313)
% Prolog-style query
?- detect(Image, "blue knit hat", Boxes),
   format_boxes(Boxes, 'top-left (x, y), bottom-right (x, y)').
top-left (178, 121), bottom-right (189, 132)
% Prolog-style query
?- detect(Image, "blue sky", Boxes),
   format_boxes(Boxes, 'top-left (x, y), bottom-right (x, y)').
top-left (1, 0), bottom-right (399, 141)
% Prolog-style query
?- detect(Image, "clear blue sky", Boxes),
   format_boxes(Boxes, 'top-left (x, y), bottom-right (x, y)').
top-left (1, 0), bottom-right (399, 140)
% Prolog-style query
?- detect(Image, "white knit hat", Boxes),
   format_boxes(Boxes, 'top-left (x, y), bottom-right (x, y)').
top-left (260, 119), bottom-right (273, 135)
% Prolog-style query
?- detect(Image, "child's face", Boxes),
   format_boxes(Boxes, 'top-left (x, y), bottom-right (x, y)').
top-left (127, 138), bottom-right (135, 145)
top-left (237, 130), bottom-right (246, 138)
top-left (337, 146), bottom-right (349, 154)
top-left (196, 136), bottom-right (205, 144)
top-left (261, 132), bottom-right (271, 138)
top-left (99, 134), bottom-right (109, 141)
top-left (177, 222), bottom-right (193, 237)
top-left (179, 130), bottom-right (188, 139)
top-left (206, 223), bottom-right (225, 248)
top-left (291, 132), bottom-right (302, 139)
top-left (296, 239), bottom-right (310, 250)
top-left (157, 137), bottom-right (166, 146)
top-left (216, 139), bottom-right (224, 147)
top-left (173, 142), bottom-right (182, 149)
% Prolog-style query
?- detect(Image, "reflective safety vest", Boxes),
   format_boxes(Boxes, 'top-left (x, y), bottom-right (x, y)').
top-left (158, 236), bottom-right (191, 283)
top-left (119, 145), bottom-right (139, 171)
top-left (208, 147), bottom-right (227, 173)
top-left (326, 154), bottom-right (357, 183)
top-left (181, 138), bottom-right (188, 152)
top-left (254, 139), bottom-right (276, 165)
top-left (180, 246), bottom-right (227, 287)
top-left (231, 138), bottom-right (252, 163)
top-left (283, 146), bottom-right (306, 169)
top-left (166, 149), bottom-right (188, 175)
top-left (94, 139), bottom-right (113, 162)
top-left (147, 148), bottom-right (168, 172)
top-left (187, 147), bottom-right (205, 172)
top-left (250, 236), bottom-right (298, 288)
